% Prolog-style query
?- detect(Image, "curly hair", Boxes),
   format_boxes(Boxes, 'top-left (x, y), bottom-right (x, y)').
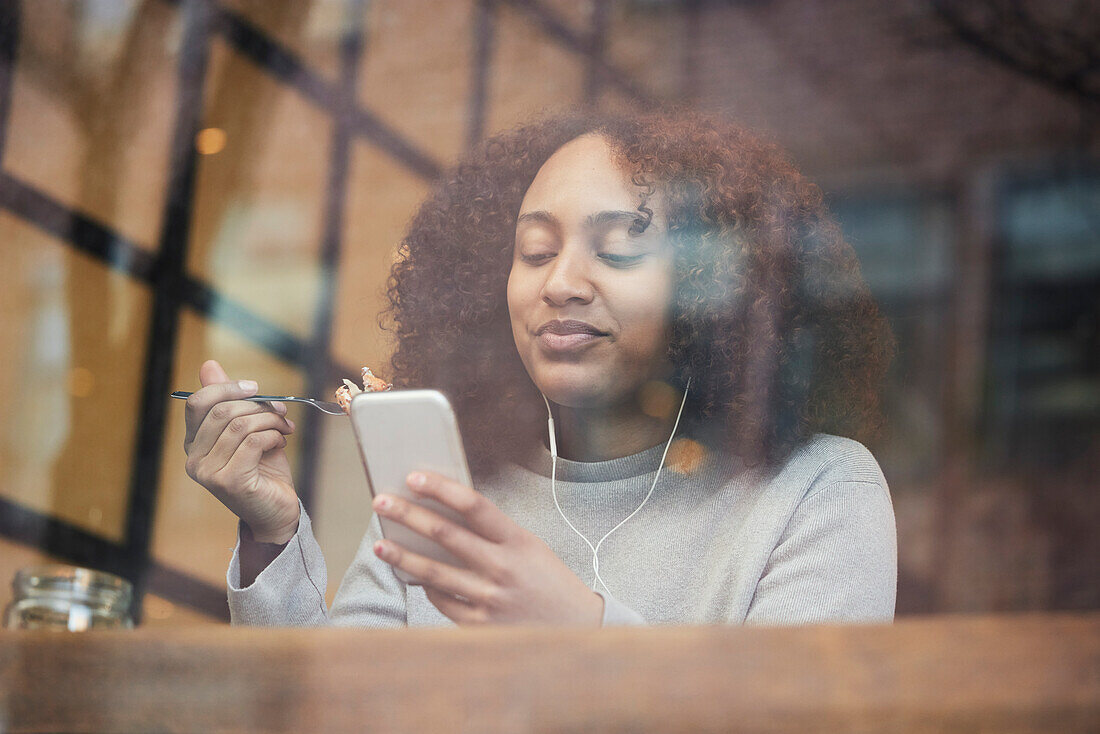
top-left (383, 107), bottom-right (895, 475)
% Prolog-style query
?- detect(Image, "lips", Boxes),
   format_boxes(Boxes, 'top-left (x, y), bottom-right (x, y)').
top-left (536, 319), bottom-right (608, 337)
top-left (535, 319), bottom-right (609, 354)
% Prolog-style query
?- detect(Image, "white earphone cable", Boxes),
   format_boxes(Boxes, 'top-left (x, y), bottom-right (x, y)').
top-left (542, 379), bottom-right (690, 597)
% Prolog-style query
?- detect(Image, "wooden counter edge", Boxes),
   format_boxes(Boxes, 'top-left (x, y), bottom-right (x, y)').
top-left (2, 612), bottom-right (1098, 733)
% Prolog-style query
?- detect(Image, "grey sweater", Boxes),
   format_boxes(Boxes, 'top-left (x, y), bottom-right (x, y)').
top-left (227, 433), bottom-right (896, 626)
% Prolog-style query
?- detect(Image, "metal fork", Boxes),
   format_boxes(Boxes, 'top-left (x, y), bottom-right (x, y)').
top-left (170, 391), bottom-right (345, 415)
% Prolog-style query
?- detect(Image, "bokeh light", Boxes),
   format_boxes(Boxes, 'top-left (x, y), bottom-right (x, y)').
top-left (195, 127), bottom-right (227, 155)
top-left (667, 438), bottom-right (707, 475)
top-left (65, 366), bottom-right (95, 398)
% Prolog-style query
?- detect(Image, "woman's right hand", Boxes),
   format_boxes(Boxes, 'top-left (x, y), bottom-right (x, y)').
top-left (183, 359), bottom-right (301, 544)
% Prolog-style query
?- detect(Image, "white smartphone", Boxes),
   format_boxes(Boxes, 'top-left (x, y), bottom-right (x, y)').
top-left (347, 389), bottom-right (473, 585)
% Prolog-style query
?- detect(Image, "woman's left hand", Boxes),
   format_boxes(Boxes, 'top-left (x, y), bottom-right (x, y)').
top-left (371, 471), bottom-right (604, 626)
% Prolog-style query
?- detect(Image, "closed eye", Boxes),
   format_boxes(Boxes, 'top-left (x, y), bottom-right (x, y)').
top-left (598, 253), bottom-right (645, 266)
top-left (519, 253), bottom-right (554, 264)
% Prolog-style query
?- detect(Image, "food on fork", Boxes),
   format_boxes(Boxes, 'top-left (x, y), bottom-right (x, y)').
top-left (334, 366), bottom-right (393, 413)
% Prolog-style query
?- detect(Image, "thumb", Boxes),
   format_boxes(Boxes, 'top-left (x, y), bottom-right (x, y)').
top-left (199, 359), bottom-right (231, 387)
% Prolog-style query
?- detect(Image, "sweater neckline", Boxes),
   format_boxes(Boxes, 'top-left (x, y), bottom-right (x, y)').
top-left (521, 441), bottom-right (671, 482)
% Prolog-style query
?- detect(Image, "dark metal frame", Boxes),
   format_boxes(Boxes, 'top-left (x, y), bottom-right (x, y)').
top-left (0, 0), bottom-right (646, 621)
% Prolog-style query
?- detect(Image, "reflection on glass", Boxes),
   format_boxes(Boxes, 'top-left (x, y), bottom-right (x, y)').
top-left (195, 127), bottom-right (228, 156)
top-left (357, 0), bottom-right (475, 163)
top-left (152, 309), bottom-right (306, 587)
top-left (4, 0), bottom-right (179, 249)
top-left (989, 173), bottom-right (1100, 465)
top-left (488, 3), bottom-right (585, 134)
top-left (219, 0), bottom-right (354, 82)
top-left (1003, 176), bottom-right (1100, 280)
top-left (606, 1), bottom-right (686, 101)
top-left (541, 0), bottom-right (596, 33)
top-left (0, 213), bottom-right (151, 541)
top-left (832, 196), bottom-right (953, 482)
top-left (142, 592), bottom-right (222, 627)
top-left (186, 39), bottom-right (331, 338)
top-left (332, 141), bottom-right (429, 370)
top-left (835, 198), bottom-right (952, 296)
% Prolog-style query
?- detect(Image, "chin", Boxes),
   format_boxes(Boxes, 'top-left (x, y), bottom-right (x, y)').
top-left (531, 366), bottom-right (614, 408)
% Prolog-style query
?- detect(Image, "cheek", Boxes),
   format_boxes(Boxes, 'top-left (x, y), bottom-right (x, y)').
top-left (616, 275), bottom-right (674, 358)
top-left (625, 305), bottom-right (671, 352)
top-left (506, 270), bottom-right (519, 316)
top-left (506, 267), bottom-right (529, 334)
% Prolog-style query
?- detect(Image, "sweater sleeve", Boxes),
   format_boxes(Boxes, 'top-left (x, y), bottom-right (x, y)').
top-left (744, 480), bottom-right (897, 625)
top-left (227, 499), bottom-right (329, 626)
top-left (227, 500), bottom-right (406, 628)
top-left (596, 589), bottom-right (645, 626)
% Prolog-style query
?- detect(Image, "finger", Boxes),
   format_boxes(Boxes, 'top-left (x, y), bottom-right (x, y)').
top-left (406, 471), bottom-right (515, 544)
top-left (199, 359), bottom-right (230, 387)
top-left (215, 427), bottom-right (288, 489)
top-left (189, 399), bottom-right (293, 459)
top-left (185, 377), bottom-right (260, 447)
top-left (185, 372), bottom-right (287, 450)
top-left (373, 538), bottom-right (496, 606)
top-left (423, 586), bottom-right (485, 626)
top-left (372, 494), bottom-right (499, 571)
top-left (200, 411), bottom-right (295, 477)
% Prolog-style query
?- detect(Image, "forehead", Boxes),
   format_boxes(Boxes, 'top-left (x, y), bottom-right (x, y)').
top-left (518, 134), bottom-right (640, 216)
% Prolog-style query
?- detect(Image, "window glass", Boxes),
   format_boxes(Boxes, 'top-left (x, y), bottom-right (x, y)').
top-left (831, 195), bottom-right (953, 481)
top-left (606, 1), bottom-right (686, 101)
top-left (0, 212), bottom-right (151, 542)
top-left (540, 0), bottom-right (596, 34)
top-left (1003, 175), bottom-right (1100, 280)
top-left (186, 39), bottom-right (331, 339)
top-left (142, 592), bottom-right (222, 627)
top-left (219, 0), bottom-right (354, 82)
top-left (332, 140), bottom-right (429, 372)
top-left (4, 0), bottom-right (179, 249)
top-left (487, 3), bottom-right (585, 135)
top-left (357, 0), bottom-right (475, 164)
top-left (987, 173), bottom-right (1100, 465)
top-left (837, 198), bottom-right (953, 295)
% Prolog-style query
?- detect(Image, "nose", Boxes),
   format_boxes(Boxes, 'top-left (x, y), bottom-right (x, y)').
top-left (540, 248), bottom-right (594, 306)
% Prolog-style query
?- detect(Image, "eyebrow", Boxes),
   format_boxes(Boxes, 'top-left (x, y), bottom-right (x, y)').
top-left (516, 210), bottom-right (647, 231)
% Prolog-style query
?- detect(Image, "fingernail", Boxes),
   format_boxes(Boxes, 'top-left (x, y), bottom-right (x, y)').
top-left (407, 472), bottom-right (426, 489)
top-left (286, 418), bottom-right (295, 431)
top-left (374, 495), bottom-right (391, 511)
top-left (374, 541), bottom-right (390, 559)
top-left (238, 380), bottom-right (258, 393)
top-left (273, 401), bottom-right (288, 415)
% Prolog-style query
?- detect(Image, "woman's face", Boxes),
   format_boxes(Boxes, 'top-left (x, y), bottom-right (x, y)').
top-left (507, 134), bottom-right (675, 410)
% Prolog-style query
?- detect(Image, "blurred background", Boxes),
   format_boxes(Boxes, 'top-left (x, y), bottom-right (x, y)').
top-left (0, 0), bottom-right (1096, 625)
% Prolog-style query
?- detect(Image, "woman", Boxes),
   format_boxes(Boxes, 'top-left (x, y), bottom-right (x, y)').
top-left (183, 109), bottom-right (897, 627)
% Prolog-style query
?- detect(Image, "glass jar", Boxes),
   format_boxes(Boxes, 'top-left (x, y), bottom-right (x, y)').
top-left (4, 565), bottom-right (134, 630)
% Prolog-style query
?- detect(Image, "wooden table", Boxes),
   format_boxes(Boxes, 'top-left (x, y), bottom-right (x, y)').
top-left (2, 614), bottom-right (1098, 733)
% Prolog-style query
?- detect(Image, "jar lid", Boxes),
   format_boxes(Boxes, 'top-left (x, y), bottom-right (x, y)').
top-left (12, 565), bottom-right (133, 608)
